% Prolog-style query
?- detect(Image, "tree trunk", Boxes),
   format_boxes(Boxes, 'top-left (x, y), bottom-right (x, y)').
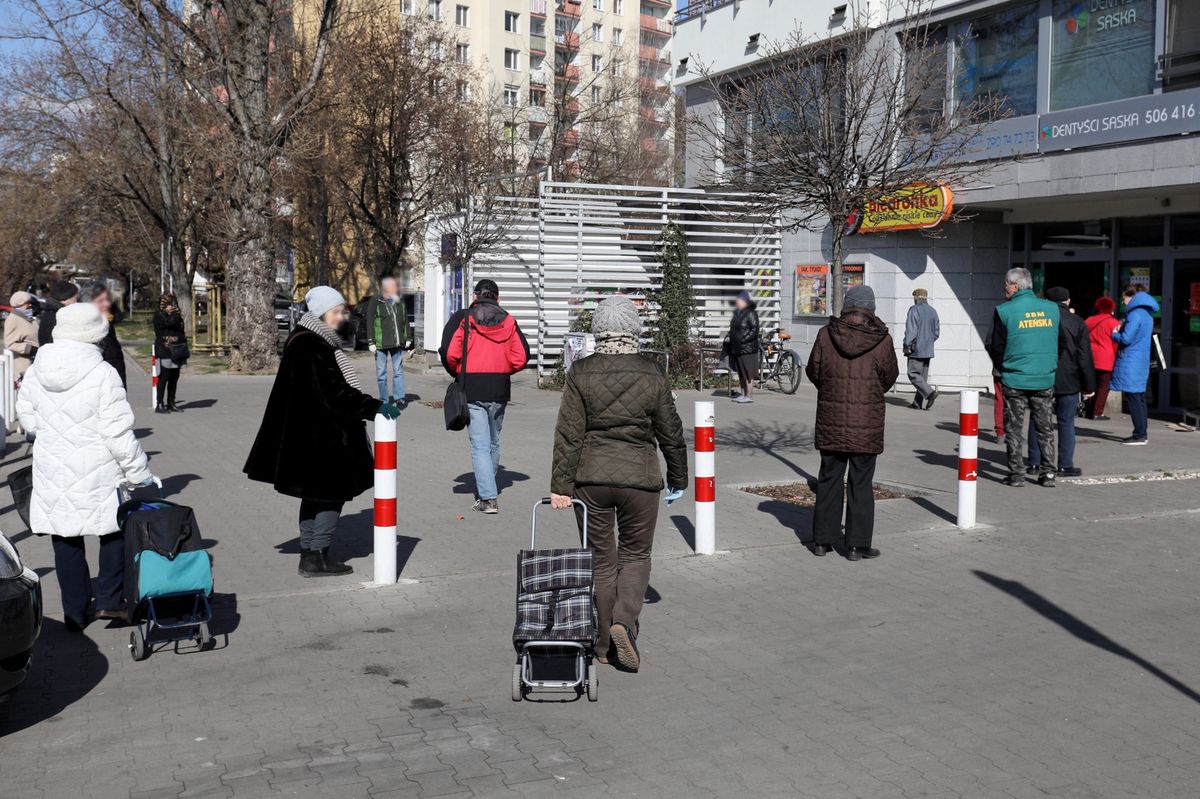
top-left (830, 225), bottom-right (845, 318)
top-left (167, 238), bottom-right (194, 336)
top-left (226, 154), bottom-right (280, 372)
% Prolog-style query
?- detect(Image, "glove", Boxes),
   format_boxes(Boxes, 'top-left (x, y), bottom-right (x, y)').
top-left (405, 340), bottom-right (415, 350)
top-left (136, 475), bottom-right (160, 489)
top-left (369, 344), bottom-right (377, 353)
top-left (377, 402), bottom-right (401, 420)
top-left (664, 487), bottom-right (685, 507)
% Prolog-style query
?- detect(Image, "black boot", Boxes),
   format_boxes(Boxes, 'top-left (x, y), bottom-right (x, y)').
top-left (167, 402), bottom-right (183, 413)
top-left (155, 403), bottom-right (169, 414)
top-left (298, 547), bottom-right (352, 578)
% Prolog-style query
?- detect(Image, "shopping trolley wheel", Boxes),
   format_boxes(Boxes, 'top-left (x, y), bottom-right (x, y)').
top-left (129, 628), bottom-right (148, 662)
top-left (511, 663), bottom-right (524, 702)
top-left (197, 622), bottom-right (212, 650)
top-left (586, 662), bottom-right (598, 702)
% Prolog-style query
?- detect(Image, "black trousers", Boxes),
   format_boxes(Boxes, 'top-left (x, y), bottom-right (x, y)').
top-left (157, 367), bottom-right (180, 405)
top-left (811, 451), bottom-right (878, 549)
top-left (51, 532), bottom-right (125, 623)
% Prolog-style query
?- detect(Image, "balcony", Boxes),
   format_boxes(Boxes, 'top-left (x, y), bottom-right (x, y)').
top-left (556, 64), bottom-right (581, 83)
top-left (642, 0), bottom-right (671, 6)
top-left (557, 1), bottom-right (582, 19)
top-left (563, 97), bottom-right (581, 115)
top-left (530, 33), bottom-right (547, 53)
top-left (561, 160), bottom-right (580, 178)
top-left (639, 44), bottom-right (668, 64)
top-left (529, 68), bottom-right (548, 86)
top-left (639, 14), bottom-right (672, 36)
top-left (562, 128), bottom-right (579, 148)
top-left (638, 106), bottom-right (670, 126)
top-left (527, 105), bottom-right (549, 124)
top-left (554, 31), bottom-right (581, 48)
top-left (638, 75), bottom-right (669, 94)
top-left (531, 0), bottom-right (548, 15)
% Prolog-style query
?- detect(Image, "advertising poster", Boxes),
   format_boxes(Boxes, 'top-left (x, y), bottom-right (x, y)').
top-left (844, 264), bottom-right (865, 290)
top-left (795, 265), bottom-right (828, 316)
top-left (1049, 0), bottom-right (1156, 112)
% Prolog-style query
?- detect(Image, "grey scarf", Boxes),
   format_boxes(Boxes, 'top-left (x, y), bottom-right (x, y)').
top-left (298, 312), bottom-right (361, 390)
top-left (594, 331), bottom-right (640, 355)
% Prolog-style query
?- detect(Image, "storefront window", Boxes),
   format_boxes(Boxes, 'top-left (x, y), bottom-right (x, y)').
top-left (1164, 0), bottom-right (1200, 91)
top-left (1171, 215), bottom-right (1200, 247)
top-left (1169, 259), bottom-right (1200, 378)
top-left (1050, 0), bottom-right (1157, 111)
top-left (1117, 260), bottom-right (1162, 313)
top-left (1030, 220), bottom-right (1111, 251)
top-left (952, 3), bottom-right (1038, 118)
top-left (1119, 216), bottom-right (1164, 248)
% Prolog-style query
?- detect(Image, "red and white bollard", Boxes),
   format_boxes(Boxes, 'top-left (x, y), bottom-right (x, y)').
top-left (150, 344), bottom-right (158, 408)
top-left (373, 414), bottom-right (398, 584)
top-left (694, 401), bottom-right (716, 554)
top-left (957, 390), bottom-right (979, 529)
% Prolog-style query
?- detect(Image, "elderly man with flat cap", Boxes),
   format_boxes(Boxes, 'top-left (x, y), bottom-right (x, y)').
top-left (903, 288), bottom-right (940, 410)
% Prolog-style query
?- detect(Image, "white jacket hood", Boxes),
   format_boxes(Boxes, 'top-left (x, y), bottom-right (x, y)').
top-left (29, 341), bottom-right (105, 393)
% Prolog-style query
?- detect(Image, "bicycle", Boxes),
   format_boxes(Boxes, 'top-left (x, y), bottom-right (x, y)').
top-left (757, 329), bottom-right (803, 394)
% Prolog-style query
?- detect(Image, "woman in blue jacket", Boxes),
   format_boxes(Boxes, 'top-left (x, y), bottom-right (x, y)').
top-left (1110, 286), bottom-right (1160, 445)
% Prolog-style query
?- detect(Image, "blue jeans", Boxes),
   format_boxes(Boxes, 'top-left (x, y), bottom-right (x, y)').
top-left (1028, 393), bottom-right (1079, 470)
top-left (1125, 392), bottom-right (1148, 440)
top-left (375, 348), bottom-right (406, 404)
top-left (468, 401), bottom-right (506, 500)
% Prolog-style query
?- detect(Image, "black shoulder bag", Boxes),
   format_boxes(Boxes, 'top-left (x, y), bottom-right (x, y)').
top-left (444, 315), bottom-right (471, 431)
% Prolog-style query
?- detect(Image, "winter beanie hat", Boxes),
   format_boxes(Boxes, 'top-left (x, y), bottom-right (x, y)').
top-left (49, 281), bottom-right (78, 302)
top-left (1045, 286), bottom-right (1070, 304)
top-left (844, 284), bottom-right (876, 312)
top-left (592, 295), bottom-right (642, 355)
top-left (53, 301), bottom-right (109, 344)
top-left (305, 286), bottom-right (347, 319)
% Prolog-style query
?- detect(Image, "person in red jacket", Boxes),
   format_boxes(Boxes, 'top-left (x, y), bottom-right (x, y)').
top-left (439, 279), bottom-right (530, 514)
top-left (1085, 296), bottom-right (1120, 420)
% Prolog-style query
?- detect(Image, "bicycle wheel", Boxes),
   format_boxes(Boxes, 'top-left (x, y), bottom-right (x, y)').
top-left (776, 350), bottom-right (802, 394)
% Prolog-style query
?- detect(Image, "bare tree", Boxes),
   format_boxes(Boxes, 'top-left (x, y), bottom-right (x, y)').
top-left (110, 0), bottom-right (341, 371)
top-left (690, 0), bottom-right (1011, 315)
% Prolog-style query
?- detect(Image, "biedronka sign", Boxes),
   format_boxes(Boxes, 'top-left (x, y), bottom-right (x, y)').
top-left (852, 183), bottom-right (954, 234)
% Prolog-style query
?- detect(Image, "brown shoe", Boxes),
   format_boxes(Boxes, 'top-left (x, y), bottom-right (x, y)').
top-left (609, 623), bottom-right (640, 672)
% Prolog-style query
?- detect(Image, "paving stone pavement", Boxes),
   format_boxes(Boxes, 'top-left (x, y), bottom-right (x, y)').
top-left (3, 355), bottom-right (1200, 798)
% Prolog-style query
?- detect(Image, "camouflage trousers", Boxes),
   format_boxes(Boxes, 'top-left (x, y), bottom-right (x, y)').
top-left (1002, 386), bottom-right (1056, 477)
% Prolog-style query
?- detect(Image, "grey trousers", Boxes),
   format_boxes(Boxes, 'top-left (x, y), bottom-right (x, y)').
top-left (299, 499), bottom-right (344, 551)
top-left (907, 357), bottom-right (933, 401)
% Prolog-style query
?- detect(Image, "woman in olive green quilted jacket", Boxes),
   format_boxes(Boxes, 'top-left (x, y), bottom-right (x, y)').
top-left (549, 296), bottom-right (688, 673)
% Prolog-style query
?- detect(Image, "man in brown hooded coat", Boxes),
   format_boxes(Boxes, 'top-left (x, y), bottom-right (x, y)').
top-left (805, 284), bottom-right (899, 560)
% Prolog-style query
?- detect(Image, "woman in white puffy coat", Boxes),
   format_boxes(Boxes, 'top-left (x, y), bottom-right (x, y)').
top-left (16, 303), bottom-right (155, 631)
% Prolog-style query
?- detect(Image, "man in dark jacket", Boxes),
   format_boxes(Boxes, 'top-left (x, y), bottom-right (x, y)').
top-left (79, 281), bottom-right (127, 389)
top-left (439, 279), bottom-right (530, 514)
top-left (804, 284), bottom-right (899, 561)
top-left (903, 288), bottom-right (940, 409)
top-left (1028, 287), bottom-right (1095, 477)
top-left (38, 280), bottom-right (78, 346)
top-left (986, 268), bottom-right (1060, 487)
top-left (366, 275), bottom-right (410, 406)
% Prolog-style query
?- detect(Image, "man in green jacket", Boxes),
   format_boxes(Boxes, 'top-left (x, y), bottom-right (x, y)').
top-left (985, 267), bottom-right (1060, 487)
top-left (366, 275), bottom-right (410, 407)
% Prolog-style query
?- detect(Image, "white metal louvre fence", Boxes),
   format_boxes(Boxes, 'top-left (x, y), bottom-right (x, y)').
top-left (435, 182), bottom-right (782, 377)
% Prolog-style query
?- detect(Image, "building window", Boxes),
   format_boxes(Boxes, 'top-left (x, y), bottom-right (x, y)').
top-left (504, 48), bottom-right (520, 70)
top-left (455, 4), bottom-right (469, 26)
top-left (1166, 0), bottom-right (1200, 90)
top-left (613, 0), bottom-right (623, 13)
top-left (593, 0), bottom-right (602, 9)
top-left (1050, 0), bottom-right (1156, 110)
top-left (612, 27), bottom-right (623, 45)
top-left (591, 85), bottom-right (602, 103)
top-left (592, 23), bottom-right (603, 42)
top-left (504, 85), bottom-right (520, 106)
top-left (400, 0), bottom-right (414, 14)
top-left (505, 11), bottom-right (520, 33)
top-left (902, 26), bottom-right (947, 128)
top-left (503, 122), bottom-right (516, 142)
top-left (428, 0), bottom-right (441, 21)
top-left (429, 40), bottom-right (443, 59)
top-left (456, 43), bottom-right (471, 64)
top-left (456, 81), bottom-right (471, 100)
top-left (591, 54), bottom-right (602, 72)
top-left (951, 2), bottom-right (1037, 117)
top-left (531, 17), bottom-right (545, 36)
top-left (529, 87), bottom-right (545, 106)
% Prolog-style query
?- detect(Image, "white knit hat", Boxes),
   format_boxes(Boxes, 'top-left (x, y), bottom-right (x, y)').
top-left (53, 302), bottom-right (109, 344)
top-left (305, 286), bottom-right (347, 319)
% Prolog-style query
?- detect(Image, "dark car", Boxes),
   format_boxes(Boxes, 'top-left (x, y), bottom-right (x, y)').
top-left (0, 532), bottom-right (42, 699)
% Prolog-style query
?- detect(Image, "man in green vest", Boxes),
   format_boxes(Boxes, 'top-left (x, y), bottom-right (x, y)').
top-left (366, 275), bottom-right (410, 407)
top-left (986, 268), bottom-right (1060, 488)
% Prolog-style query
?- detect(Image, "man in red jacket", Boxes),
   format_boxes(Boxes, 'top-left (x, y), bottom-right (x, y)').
top-left (439, 279), bottom-right (530, 514)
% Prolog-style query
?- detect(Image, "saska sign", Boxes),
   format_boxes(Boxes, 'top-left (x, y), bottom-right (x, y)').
top-left (855, 183), bottom-right (954, 234)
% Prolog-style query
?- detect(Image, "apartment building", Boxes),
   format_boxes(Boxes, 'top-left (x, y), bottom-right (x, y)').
top-left (675, 0), bottom-right (1200, 409)
top-left (407, 0), bottom-right (674, 177)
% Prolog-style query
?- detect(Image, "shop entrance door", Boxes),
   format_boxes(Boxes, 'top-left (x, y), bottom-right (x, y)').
top-left (1168, 259), bottom-right (1200, 410)
top-left (1039, 262), bottom-right (1109, 317)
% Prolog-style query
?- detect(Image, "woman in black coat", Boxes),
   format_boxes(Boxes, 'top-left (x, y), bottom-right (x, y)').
top-left (728, 290), bottom-right (761, 403)
top-left (244, 286), bottom-right (400, 578)
top-left (153, 292), bottom-right (187, 412)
